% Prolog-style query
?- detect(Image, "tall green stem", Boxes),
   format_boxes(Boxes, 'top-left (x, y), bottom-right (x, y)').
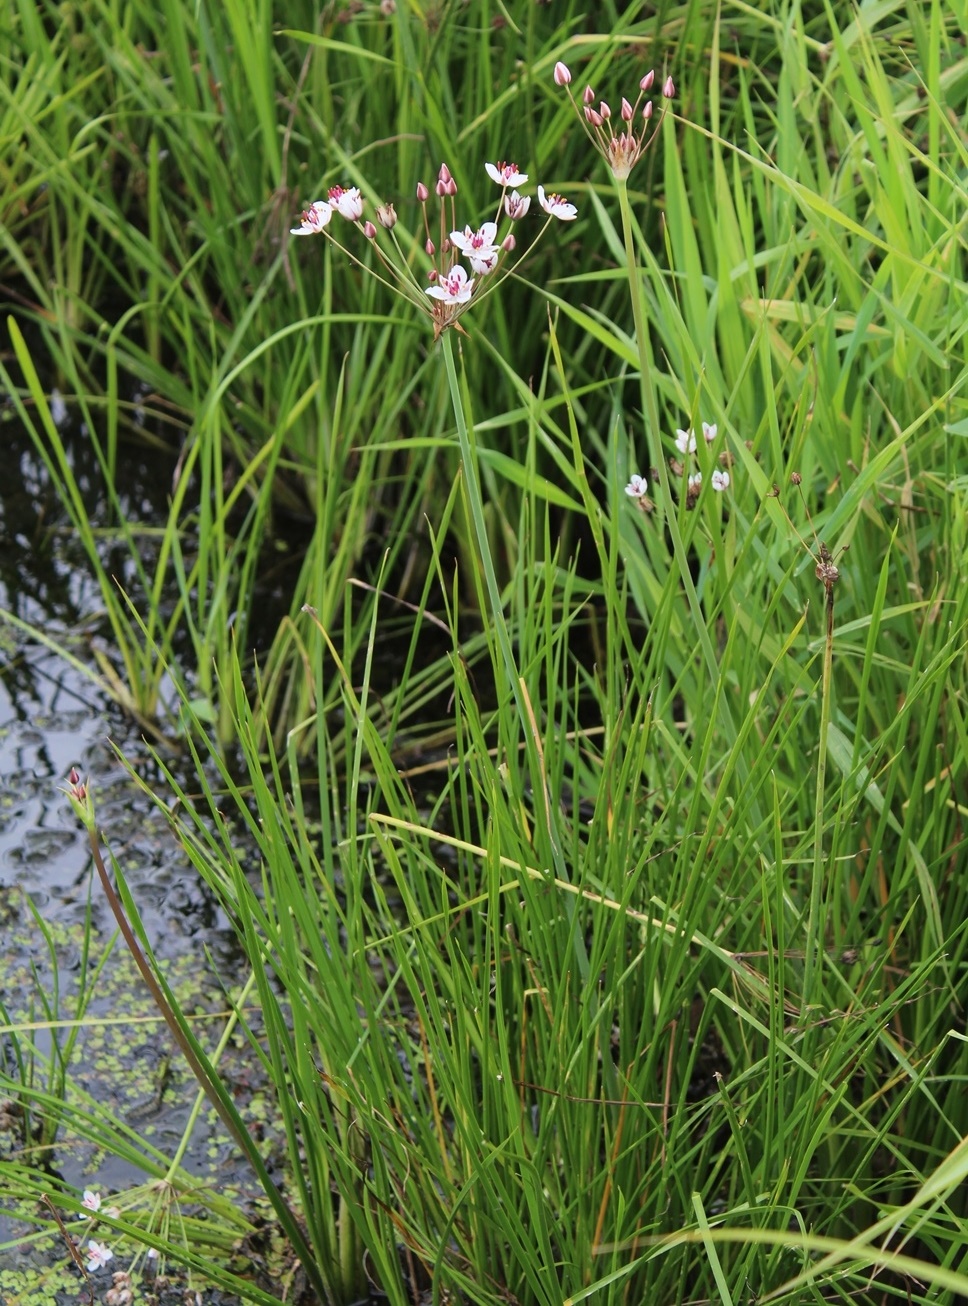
top-left (803, 582), bottom-right (835, 1006)
top-left (439, 331), bottom-right (589, 982)
top-left (439, 333), bottom-right (522, 725)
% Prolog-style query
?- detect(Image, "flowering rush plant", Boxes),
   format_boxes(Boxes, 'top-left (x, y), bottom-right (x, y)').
top-left (553, 59), bottom-right (674, 181)
top-left (290, 161), bottom-right (577, 340)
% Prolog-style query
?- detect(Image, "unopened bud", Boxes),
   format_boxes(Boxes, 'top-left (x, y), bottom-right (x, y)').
top-left (438, 163), bottom-right (452, 185)
top-left (416, 182), bottom-right (429, 202)
top-left (502, 232), bottom-right (516, 252)
top-left (427, 269), bottom-right (437, 282)
top-left (640, 70), bottom-right (655, 92)
top-left (663, 75), bottom-right (675, 98)
top-left (553, 61), bottom-right (571, 86)
top-left (621, 97), bottom-right (632, 121)
top-left (791, 472), bottom-right (802, 485)
top-left (585, 107), bottom-right (603, 128)
top-left (425, 238), bottom-right (435, 256)
top-left (376, 202), bottom-right (397, 229)
top-left (442, 237), bottom-right (451, 253)
top-left (599, 100), bottom-right (611, 119)
top-left (364, 220), bottom-right (376, 238)
top-left (583, 85), bottom-right (595, 106)
top-left (643, 100), bottom-right (653, 120)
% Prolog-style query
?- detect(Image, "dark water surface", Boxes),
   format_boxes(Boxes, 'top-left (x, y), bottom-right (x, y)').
top-left (0, 421), bottom-right (263, 1303)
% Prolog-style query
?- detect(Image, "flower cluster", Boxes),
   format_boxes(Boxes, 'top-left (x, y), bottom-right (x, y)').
top-left (674, 422), bottom-right (730, 507)
top-left (105, 1271), bottom-right (135, 1306)
top-left (290, 161), bottom-right (577, 340)
top-left (626, 422), bottom-right (731, 511)
top-left (553, 60), bottom-right (675, 181)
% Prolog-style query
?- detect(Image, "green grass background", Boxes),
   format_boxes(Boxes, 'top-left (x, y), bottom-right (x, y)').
top-left (3, 0), bottom-right (968, 1302)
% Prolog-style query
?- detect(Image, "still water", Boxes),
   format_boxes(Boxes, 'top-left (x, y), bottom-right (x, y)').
top-left (0, 421), bottom-right (261, 1303)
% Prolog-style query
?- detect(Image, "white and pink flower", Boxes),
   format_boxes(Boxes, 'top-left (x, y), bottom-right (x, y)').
top-left (674, 428), bottom-right (697, 456)
top-left (624, 474), bottom-right (649, 499)
top-left (289, 200), bottom-right (332, 236)
top-left (504, 190), bottom-right (531, 220)
top-left (327, 186), bottom-right (364, 221)
top-left (537, 186), bottom-right (577, 221)
top-left (485, 161), bottom-right (528, 187)
top-left (86, 1241), bottom-right (114, 1272)
top-left (450, 222), bottom-right (500, 275)
top-left (711, 469), bottom-right (730, 492)
top-left (426, 265), bottom-right (475, 305)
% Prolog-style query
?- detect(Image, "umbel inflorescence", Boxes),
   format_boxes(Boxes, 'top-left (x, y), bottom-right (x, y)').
top-left (553, 59), bottom-right (675, 181)
top-left (289, 161), bottom-right (576, 341)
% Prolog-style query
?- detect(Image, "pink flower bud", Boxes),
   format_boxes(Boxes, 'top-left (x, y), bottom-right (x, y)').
top-left (438, 163), bottom-right (452, 184)
top-left (427, 269), bottom-right (437, 281)
top-left (553, 61), bottom-right (571, 86)
top-left (364, 221), bottom-right (376, 238)
top-left (502, 232), bottom-right (516, 251)
top-left (583, 85), bottom-right (595, 105)
top-left (663, 75), bottom-right (675, 98)
top-left (643, 100), bottom-right (653, 120)
top-left (442, 237), bottom-right (451, 253)
top-left (585, 107), bottom-right (603, 127)
top-left (445, 178), bottom-right (457, 196)
top-left (621, 97), bottom-right (632, 121)
top-left (640, 70), bottom-right (655, 92)
top-left (416, 182), bottom-right (429, 202)
top-left (599, 100), bottom-right (611, 119)
top-left (377, 202), bottom-right (397, 228)
top-left (425, 238), bottom-right (435, 256)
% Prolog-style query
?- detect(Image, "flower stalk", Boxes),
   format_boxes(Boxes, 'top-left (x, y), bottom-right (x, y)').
top-left (554, 59), bottom-right (722, 681)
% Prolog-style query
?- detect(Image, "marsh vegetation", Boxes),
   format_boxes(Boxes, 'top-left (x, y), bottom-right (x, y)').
top-left (2, 1), bottom-right (968, 1303)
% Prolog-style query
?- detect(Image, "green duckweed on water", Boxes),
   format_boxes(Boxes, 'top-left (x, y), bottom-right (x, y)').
top-left (0, 890), bottom-right (286, 1305)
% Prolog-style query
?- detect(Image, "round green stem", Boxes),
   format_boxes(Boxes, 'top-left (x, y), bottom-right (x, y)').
top-left (438, 330), bottom-right (591, 984)
top-left (803, 587), bottom-right (835, 1006)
